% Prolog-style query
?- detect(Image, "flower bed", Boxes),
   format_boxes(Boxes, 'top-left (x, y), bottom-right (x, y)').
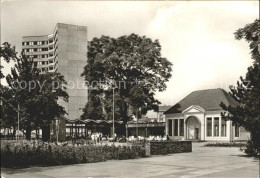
top-left (204, 142), bottom-right (247, 147)
top-left (1, 140), bottom-right (146, 168)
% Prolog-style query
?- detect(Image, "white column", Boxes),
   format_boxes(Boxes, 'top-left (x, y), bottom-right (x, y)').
top-left (165, 118), bottom-right (168, 136)
top-left (178, 119), bottom-right (180, 137)
top-left (184, 117), bottom-right (187, 139)
top-left (219, 117), bottom-right (221, 138)
top-left (201, 116), bottom-right (205, 141)
top-left (172, 119), bottom-right (174, 136)
top-left (228, 120), bottom-right (233, 142)
top-left (212, 117), bottom-right (214, 137)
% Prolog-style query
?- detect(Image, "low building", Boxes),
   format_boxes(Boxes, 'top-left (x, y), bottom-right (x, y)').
top-left (65, 119), bottom-right (125, 138)
top-left (126, 105), bottom-right (171, 137)
top-left (164, 88), bottom-right (250, 141)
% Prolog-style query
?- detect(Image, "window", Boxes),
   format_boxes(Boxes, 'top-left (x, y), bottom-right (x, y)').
top-left (26, 42), bottom-right (29, 45)
top-left (26, 49), bottom-right (29, 52)
top-left (42, 41), bottom-right (45, 45)
top-left (34, 48), bottom-right (37, 52)
top-left (235, 125), bottom-right (240, 137)
top-left (207, 117), bottom-right (212, 137)
top-left (42, 55), bottom-right (45, 58)
top-left (180, 119), bottom-right (184, 136)
top-left (168, 120), bottom-right (172, 136)
top-left (34, 41), bottom-right (37, 45)
top-left (174, 119), bottom-right (178, 136)
top-left (22, 42), bottom-right (25, 46)
top-left (214, 117), bottom-right (219, 137)
top-left (221, 118), bottom-right (227, 137)
top-left (42, 48), bottom-right (48, 51)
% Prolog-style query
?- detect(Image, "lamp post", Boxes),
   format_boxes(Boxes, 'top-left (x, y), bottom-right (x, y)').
top-left (112, 87), bottom-right (115, 139)
top-left (17, 104), bottom-right (20, 140)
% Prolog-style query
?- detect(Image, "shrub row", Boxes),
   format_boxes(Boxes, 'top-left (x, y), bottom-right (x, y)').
top-left (204, 142), bottom-right (246, 147)
top-left (1, 141), bottom-right (146, 168)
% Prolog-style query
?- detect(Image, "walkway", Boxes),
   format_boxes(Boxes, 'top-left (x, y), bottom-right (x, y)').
top-left (1, 143), bottom-right (259, 178)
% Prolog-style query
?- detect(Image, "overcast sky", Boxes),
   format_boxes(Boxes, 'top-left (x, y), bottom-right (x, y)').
top-left (1, 1), bottom-right (259, 106)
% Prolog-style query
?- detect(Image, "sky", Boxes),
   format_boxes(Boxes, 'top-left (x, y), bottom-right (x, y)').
top-left (1, 1), bottom-right (259, 106)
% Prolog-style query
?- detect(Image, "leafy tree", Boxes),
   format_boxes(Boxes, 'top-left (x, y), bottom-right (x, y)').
top-left (26, 72), bottom-right (68, 141)
top-left (81, 34), bottom-right (172, 123)
top-left (5, 49), bottom-right (68, 140)
top-left (220, 19), bottom-right (260, 157)
top-left (0, 42), bottom-right (17, 138)
top-left (81, 90), bottom-right (105, 120)
top-left (0, 86), bottom-right (18, 138)
top-left (5, 53), bottom-right (40, 139)
top-left (0, 42), bottom-right (17, 79)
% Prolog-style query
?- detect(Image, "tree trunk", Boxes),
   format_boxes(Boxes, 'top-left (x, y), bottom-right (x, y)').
top-left (7, 128), bottom-right (9, 139)
top-left (36, 129), bottom-right (39, 140)
top-left (13, 128), bottom-right (16, 140)
top-left (42, 125), bottom-right (50, 142)
top-left (25, 127), bottom-right (31, 140)
top-left (251, 132), bottom-right (260, 153)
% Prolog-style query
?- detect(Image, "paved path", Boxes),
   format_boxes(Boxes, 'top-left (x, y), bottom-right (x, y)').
top-left (1, 143), bottom-right (259, 178)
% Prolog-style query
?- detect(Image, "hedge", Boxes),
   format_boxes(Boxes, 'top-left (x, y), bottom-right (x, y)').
top-left (204, 142), bottom-right (246, 147)
top-left (1, 141), bottom-right (146, 168)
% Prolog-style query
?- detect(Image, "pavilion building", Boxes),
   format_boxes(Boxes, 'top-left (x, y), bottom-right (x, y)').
top-left (164, 88), bottom-right (250, 141)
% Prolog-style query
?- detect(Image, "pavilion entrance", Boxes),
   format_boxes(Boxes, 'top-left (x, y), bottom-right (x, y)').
top-left (186, 116), bottom-right (201, 140)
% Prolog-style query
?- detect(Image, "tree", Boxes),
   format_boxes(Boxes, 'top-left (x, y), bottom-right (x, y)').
top-left (81, 34), bottom-right (172, 123)
top-left (220, 19), bottom-right (260, 157)
top-left (25, 72), bottom-right (68, 141)
top-left (5, 49), bottom-right (68, 140)
top-left (0, 42), bottom-right (18, 138)
top-left (0, 86), bottom-right (18, 139)
top-left (0, 42), bottom-right (17, 79)
top-left (81, 90), bottom-right (105, 120)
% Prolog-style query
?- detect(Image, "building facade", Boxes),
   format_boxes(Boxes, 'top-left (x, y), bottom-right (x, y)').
top-left (22, 23), bottom-right (88, 141)
top-left (164, 88), bottom-right (250, 142)
top-left (126, 105), bottom-right (171, 137)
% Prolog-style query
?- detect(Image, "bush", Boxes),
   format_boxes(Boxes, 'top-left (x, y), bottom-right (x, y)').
top-left (241, 140), bottom-right (260, 158)
top-left (118, 136), bottom-right (127, 143)
top-left (1, 140), bottom-right (145, 168)
top-left (204, 142), bottom-right (246, 147)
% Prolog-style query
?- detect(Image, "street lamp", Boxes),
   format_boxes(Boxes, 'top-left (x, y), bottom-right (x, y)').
top-left (112, 87), bottom-right (115, 139)
top-left (17, 104), bottom-right (20, 140)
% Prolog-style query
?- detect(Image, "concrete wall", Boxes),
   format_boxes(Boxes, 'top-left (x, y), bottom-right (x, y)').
top-left (145, 141), bottom-right (192, 155)
top-left (57, 23), bottom-right (88, 121)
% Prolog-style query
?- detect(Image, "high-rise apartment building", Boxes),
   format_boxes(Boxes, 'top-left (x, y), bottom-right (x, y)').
top-left (22, 23), bottom-right (88, 139)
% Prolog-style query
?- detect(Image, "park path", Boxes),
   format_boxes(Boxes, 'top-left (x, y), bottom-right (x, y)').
top-left (1, 143), bottom-right (259, 178)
